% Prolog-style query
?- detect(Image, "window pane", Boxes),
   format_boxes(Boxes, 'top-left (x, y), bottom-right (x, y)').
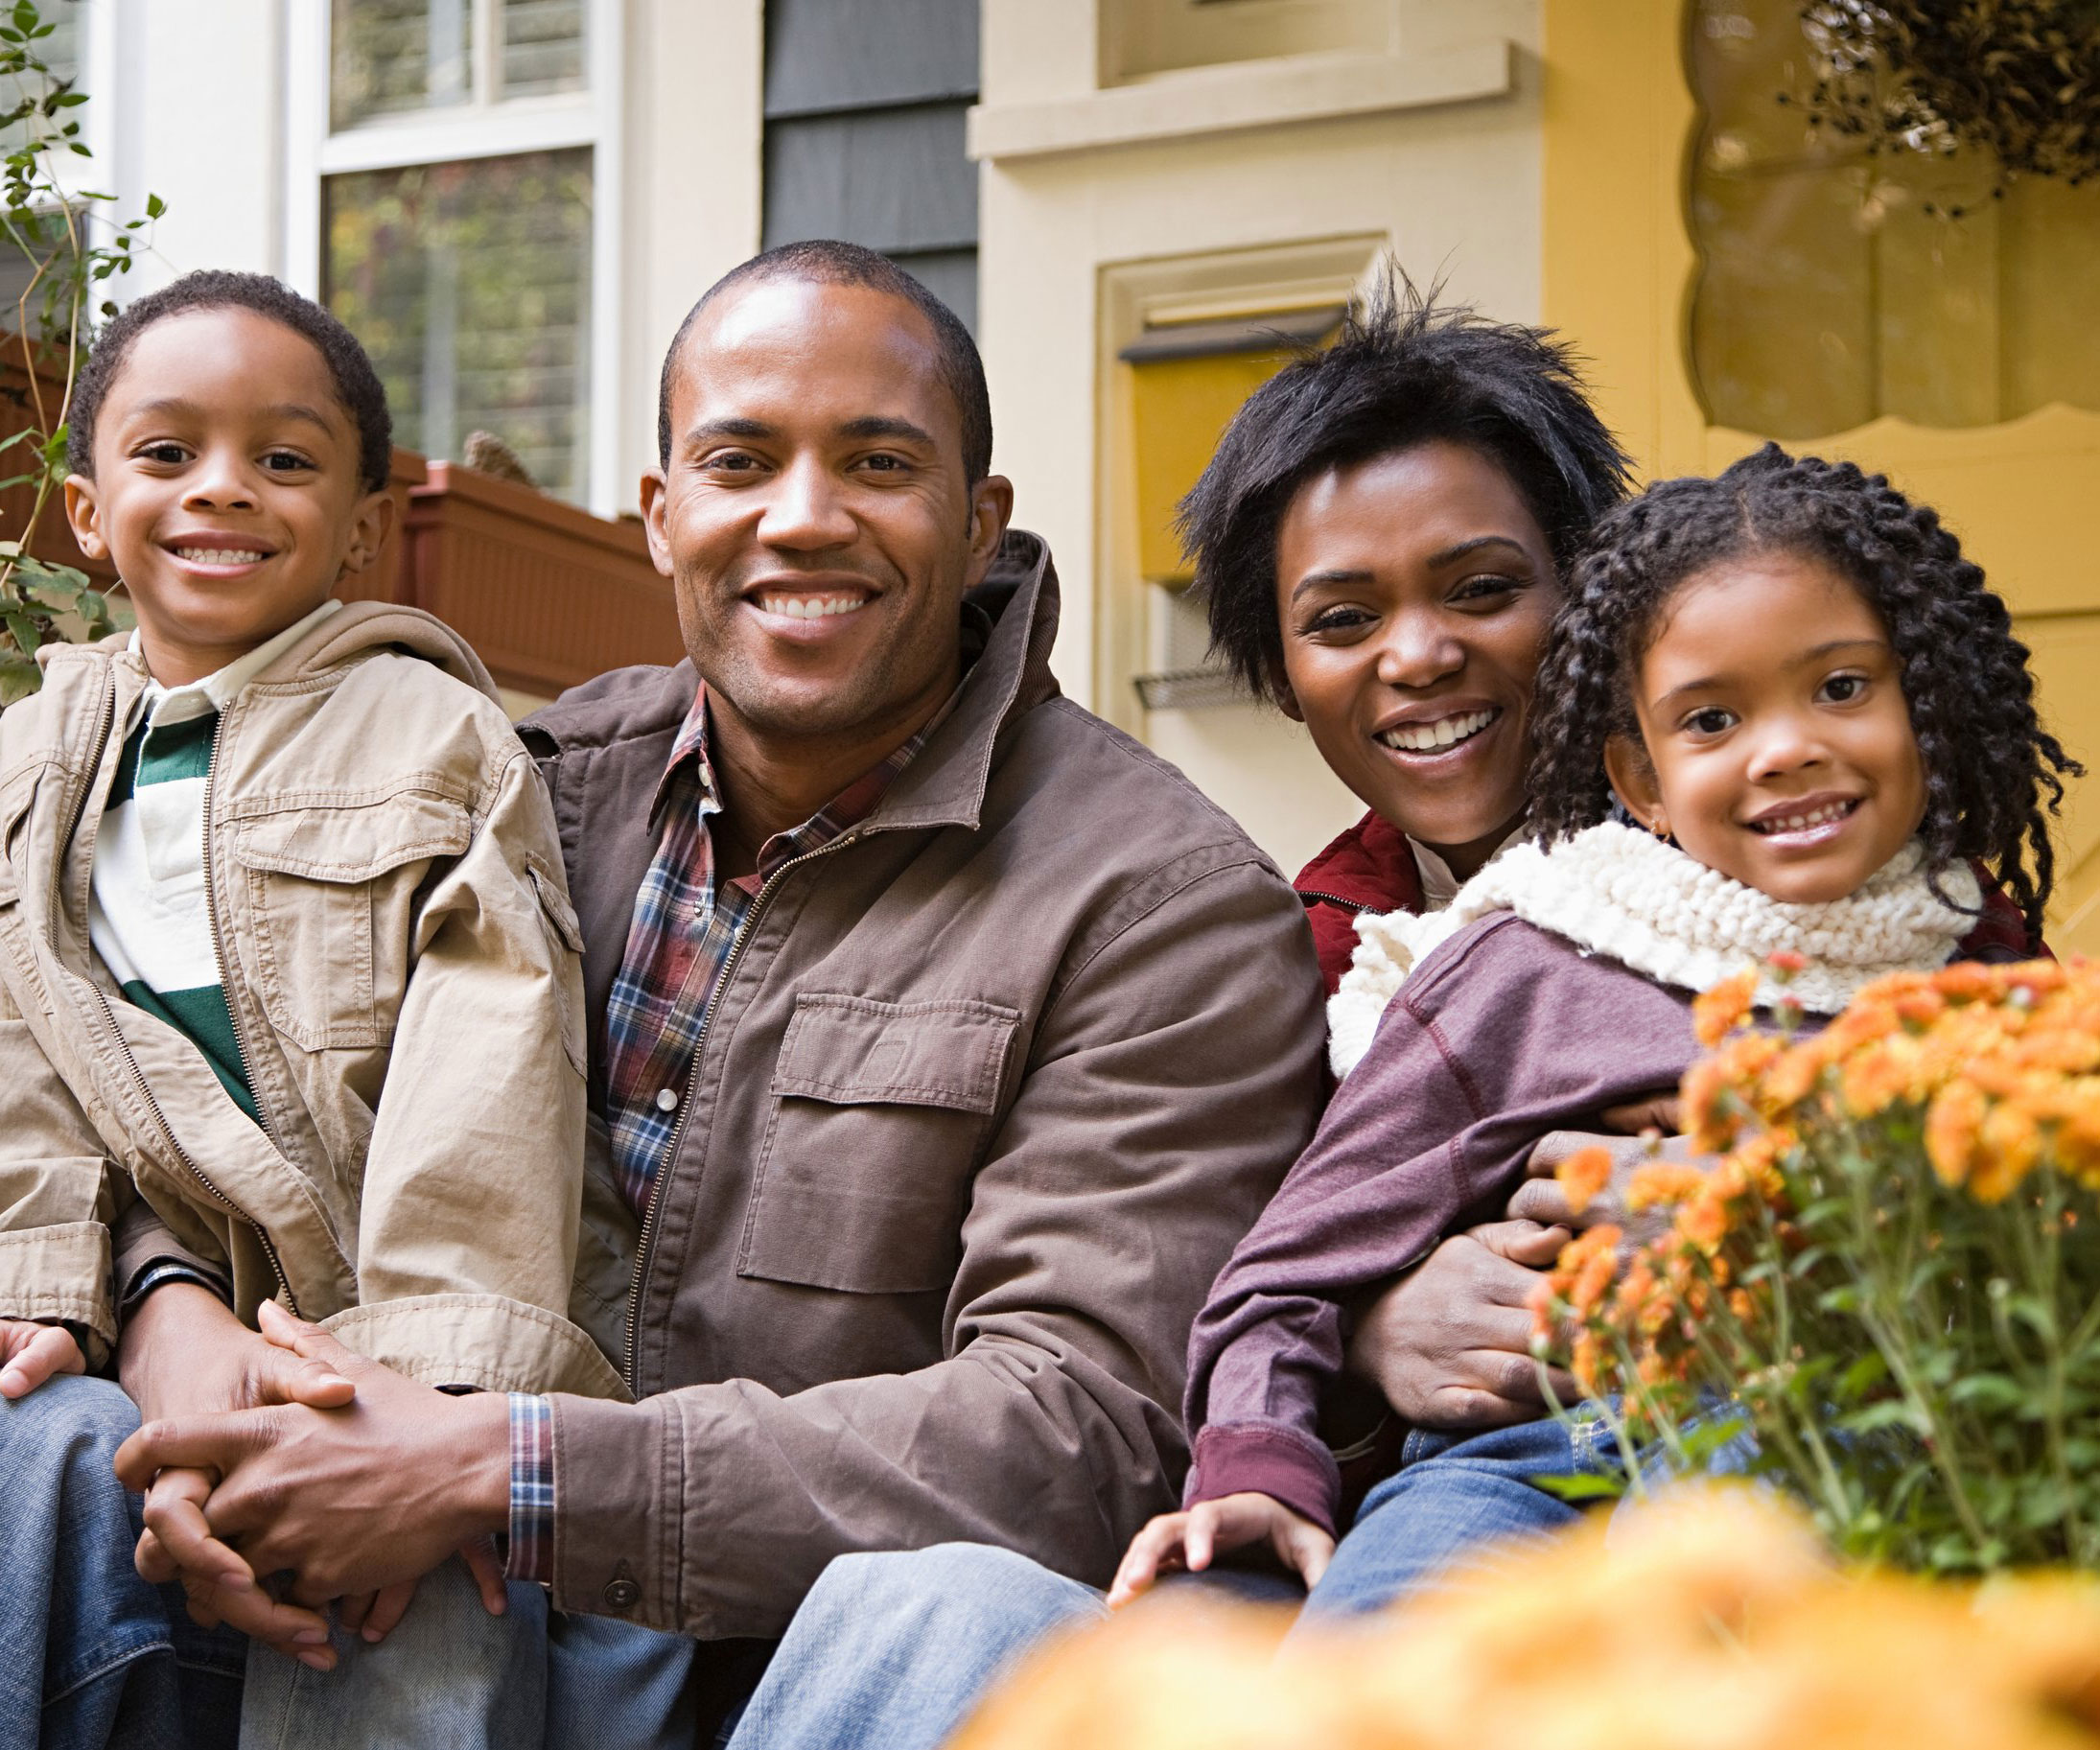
top-left (331, 0), bottom-right (474, 130)
top-left (501, 0), bottom-right (586, 98)
top-left (1, 0), bottom-right (83, 154)
top-left (324, 149), bottom-right (594, 501)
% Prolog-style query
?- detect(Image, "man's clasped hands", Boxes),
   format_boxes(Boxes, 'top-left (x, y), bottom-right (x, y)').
top-left (80, 1282), bottom-right (508, 1673)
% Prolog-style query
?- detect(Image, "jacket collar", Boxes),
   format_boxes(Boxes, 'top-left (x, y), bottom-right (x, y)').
top-left (51, 598), bottom-right (502, 707)
top-left (522, 528), bottom-right (1063, 835)
top-left (1294, 809), bottom-right (1423, 914)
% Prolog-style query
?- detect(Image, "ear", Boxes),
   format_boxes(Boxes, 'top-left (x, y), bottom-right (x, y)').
top-left (639, 466), bottom-right (674, 580)
top-left (964, 473), bottom-right (1015, 587)
top-left (335, 487), bottom-right (396, 582)
top-left (1603, 733), bottom-right (1667, 836)
top-left (1266, 655), bottom-right (1304, 722)
top-left (62, 475), bottom-right (108, 563)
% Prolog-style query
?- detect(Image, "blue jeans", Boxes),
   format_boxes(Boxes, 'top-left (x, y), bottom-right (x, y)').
top-left (1300, 1412), bottom-right (1602, 1622)
top-left (0, 1373), bottom-right (246, 1750)
top-left (728, 1414), bottom-right (1606, 1750)
top-left (0, 1372), bottom-right (696, 1750)
top-left (240, 1559), bottom-right (698, 1750)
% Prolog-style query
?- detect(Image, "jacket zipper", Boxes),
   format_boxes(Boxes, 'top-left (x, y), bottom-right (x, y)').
top-left (620, 829), bottom-right (863, 1395)
top-left (56, 680), bottom-right (297, 1314)
top-left (1297, 889), bottom-right (1367, 911)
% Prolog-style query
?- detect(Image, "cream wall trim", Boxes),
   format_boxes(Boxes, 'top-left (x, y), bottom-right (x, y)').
top-left (126, 0), bottom-right (285, 290)
top-left (620, 0), bottom-right (763, 513)
top-left (967, 38), bottom-right (1513, 162)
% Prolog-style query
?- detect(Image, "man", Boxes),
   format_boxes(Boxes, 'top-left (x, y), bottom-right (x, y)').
top-left (116, 241), bottom-right (1326, 1736)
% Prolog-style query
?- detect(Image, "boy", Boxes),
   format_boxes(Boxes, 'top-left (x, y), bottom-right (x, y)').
top-left (0, 271), bottom-right (621, 1718)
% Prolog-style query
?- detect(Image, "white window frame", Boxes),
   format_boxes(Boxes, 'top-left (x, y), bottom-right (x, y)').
top-left (283, 0), bottom-right (625, 515)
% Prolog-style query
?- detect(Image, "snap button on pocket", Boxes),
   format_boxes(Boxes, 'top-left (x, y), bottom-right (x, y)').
top-left (602, 1576), bottom-right (642, 1611)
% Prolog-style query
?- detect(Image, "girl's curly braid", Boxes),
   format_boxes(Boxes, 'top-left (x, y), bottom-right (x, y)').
top-left (1528, 443), bottom-right (2080, 944)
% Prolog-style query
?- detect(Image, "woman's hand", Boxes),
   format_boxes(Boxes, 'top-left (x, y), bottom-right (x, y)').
top-left (0, 1318), bottom-right (83, 1399)
top-left (117, 1283), bottom-right (357, 1668)
top-left (1108, 1494), bottom-right (1335, 1607)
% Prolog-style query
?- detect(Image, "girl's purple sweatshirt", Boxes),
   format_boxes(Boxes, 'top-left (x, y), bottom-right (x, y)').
top-left (1178, 912), bottom-right (1705, 1534)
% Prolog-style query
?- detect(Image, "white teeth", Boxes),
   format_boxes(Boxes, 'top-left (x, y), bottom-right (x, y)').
top-left (1377, 709), bottom-right (1496, 753)
top-left (758, 594), bottom-right (866, 619)
top-left (1755, 801), bottom-right (1855, 834)
top-left (175, 547), bottom-right (266, 565)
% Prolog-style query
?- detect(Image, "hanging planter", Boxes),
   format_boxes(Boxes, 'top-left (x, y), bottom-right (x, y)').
top-left (1789, 1), bottom-right (2100, 204)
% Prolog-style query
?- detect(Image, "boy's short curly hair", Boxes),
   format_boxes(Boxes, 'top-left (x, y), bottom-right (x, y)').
top-left (68, 269), bottom-right (393, 492)
top-left (1528, 443), bottom-right (2081, 942)
top-left (1178, 269), bottom-right (1632, 704)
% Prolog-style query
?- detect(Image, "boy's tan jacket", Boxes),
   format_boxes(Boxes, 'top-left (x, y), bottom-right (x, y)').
top-left (0, 602), bottom-right (623, 1398)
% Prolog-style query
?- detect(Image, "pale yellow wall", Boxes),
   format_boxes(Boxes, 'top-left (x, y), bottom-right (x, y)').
top-left (976, 0), bottom-right (1546, 877)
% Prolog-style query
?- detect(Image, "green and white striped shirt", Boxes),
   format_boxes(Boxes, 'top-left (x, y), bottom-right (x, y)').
top-left (87, 601), bottom-right (341, 1124)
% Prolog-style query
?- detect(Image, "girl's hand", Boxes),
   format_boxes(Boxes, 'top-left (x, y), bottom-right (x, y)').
top-left (1108, 1493), bottom-right (1335, 1608)
top-left (0, 1318), bottom-right (84, 1399)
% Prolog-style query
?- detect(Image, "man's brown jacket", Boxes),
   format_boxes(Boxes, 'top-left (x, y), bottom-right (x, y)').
top-left (525, 532), bottom-right (1326, 1638)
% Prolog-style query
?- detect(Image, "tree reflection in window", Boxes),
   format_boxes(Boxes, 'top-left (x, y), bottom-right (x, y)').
top-left (1687, 0), bottom-right (2100, 438)
top-left (323, 149), bottom-right (593, 500)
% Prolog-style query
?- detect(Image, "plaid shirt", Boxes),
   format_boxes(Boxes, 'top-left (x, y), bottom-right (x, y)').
top-left (507, 678), bottom-right (952, 1581)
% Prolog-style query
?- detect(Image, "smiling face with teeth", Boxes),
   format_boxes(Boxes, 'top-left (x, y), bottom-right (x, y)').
top-left (643, 275), bottom-right (1014, 834)
top-left (1604, 551), bottom-right (1927, 903)
top-left (63, 307), bottom-right (393, 687)
top-left (1273, 442), bottom-right (1562, 881)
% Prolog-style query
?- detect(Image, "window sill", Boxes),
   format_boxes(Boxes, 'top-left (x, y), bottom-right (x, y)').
top-left (967, 40), bottom-right (1513, 165)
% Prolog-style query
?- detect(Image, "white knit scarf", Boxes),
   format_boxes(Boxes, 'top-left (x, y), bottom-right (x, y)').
top-left (1326, 822), bottom-right (1981, 1079)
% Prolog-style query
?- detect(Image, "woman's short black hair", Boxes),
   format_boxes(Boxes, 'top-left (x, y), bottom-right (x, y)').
top-left (1528, 443), bottom-right (2081, 941)
top-left (1179, 269), bottom-right (1632, 703)
top-left (69, 269), bottom-right (393, 492)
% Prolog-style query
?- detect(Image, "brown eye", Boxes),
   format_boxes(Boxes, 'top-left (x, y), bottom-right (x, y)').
top-left (1687, 707), bottom-right (1735, 736)
top-left (1819, 674), bottom-right (1866, 704)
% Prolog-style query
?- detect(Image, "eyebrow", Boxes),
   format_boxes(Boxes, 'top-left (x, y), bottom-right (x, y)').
top-left (1287, 535), bottom-right (1536, 605)
top-left (125, 397), bottom-right (337, 433)
top-left (1651, 637), bottom-right (1891, 711)
top-left (683, 414), bottom-right (939, 450)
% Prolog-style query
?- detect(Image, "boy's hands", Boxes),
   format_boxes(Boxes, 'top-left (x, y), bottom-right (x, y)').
top-left (0, 1318), bottom-right (84, 1399)
top-left (1108, 1493), bottom-right (1335, 1608)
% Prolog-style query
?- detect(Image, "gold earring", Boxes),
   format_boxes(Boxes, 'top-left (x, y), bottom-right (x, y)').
top-left (1651, 816), bottom-right (1669, 841)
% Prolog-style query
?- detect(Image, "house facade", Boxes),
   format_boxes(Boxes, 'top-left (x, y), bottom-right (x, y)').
top-left (53, 0), bottom-right (2100, 944)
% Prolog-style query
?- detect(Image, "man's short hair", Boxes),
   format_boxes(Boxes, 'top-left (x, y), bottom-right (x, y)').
top-left (657, 240), bottom-right (993, 484)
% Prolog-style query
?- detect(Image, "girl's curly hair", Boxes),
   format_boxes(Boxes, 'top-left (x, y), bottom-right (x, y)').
top-left (1180, 268), bottom-right (1631, 703)
top-left (1528, 443), bottom-right (2079, 943)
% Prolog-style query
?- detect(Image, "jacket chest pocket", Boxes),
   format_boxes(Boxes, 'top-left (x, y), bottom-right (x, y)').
top-left (738, 993), bottom-right (1019, 1295)
top-left (229, 794), bottom-right (472, 1051)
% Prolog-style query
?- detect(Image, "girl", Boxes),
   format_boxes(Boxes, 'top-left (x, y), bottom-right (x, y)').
top-left (1113, 443), bottom-right (2076, 1615)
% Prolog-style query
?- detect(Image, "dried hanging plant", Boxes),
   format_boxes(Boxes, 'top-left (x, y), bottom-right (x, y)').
top-left (1788, 0), bottom-right (2100, 207)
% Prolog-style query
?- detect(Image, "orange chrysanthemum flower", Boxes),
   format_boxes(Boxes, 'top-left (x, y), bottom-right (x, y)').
top-left (1693, 967), bottom-right (1760, 1048)
top-left (1555, 1145), bottom-right (1614, 1217)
